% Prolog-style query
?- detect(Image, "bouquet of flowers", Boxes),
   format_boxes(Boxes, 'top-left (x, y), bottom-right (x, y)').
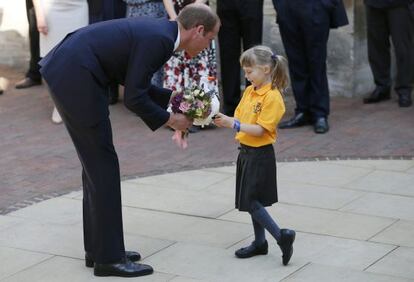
top-left (169, 83), bottom-right (220, 149)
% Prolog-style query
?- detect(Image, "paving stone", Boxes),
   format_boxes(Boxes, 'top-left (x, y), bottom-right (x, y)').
top-left (0, 220), bottom-right (172, 260)
top-left (8, 197), bottom-right (82, 225)
top-left (370, 220), bottom-right (414, 248)
top-left (278, 162), bottom-right (373, 187)
top-left (120, 182), bottom-right (234, 218)
top-left (326, 160), bottom-right (414, 171)
top-left (282, 263), bottom-right (413, 282)
top-left (366, 247), bottom-right (414, 280)
top-left (345, 170), bottom-right (414, 197)
top-left (122, 206), bottom-right (252, 248)
top-left (125, 169), bottom-right (232, 192)
top-left (0, 246), bottom-right (52, 280)
top-left (145, 242), bottom-right (306, 281)
top-left (277, 180), bottom-right (365, 210)
top-left (0, 215), bottom-right (25, 232)
top-left (340, 193), bottom-right (414, 221)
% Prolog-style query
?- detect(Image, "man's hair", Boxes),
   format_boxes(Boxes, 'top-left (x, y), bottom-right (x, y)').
top-left (177, 3), bottom-right (220, 34)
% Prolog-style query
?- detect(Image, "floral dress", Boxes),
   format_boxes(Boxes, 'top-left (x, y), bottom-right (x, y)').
top-left (123, 0), bottom-right (168, 87)
top-left (164, 0), bottom-right (218, 94)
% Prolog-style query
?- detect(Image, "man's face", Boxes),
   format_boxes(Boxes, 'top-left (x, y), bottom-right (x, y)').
top-left (185, 23), bottom-right (220, 57)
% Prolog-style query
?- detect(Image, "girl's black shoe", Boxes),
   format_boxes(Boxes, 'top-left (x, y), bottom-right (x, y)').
top-left (235, 240), bottom-right (268, 258)
top-left (277, 229), bottom-right (296, 265)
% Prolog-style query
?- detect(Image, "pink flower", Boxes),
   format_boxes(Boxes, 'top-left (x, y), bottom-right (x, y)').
top-left (197, 100), bottom-right (205, 108)
top-left (179, 102), bottom-right (191, 113)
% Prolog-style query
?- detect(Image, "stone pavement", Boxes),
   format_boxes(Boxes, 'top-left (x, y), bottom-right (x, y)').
top-left (1, 160), bottom-right (414, 281)
top-left (0, 65), bottom-right (413, 213)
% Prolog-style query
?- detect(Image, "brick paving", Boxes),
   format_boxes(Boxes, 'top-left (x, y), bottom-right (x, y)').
top-left (1, 65), bottom-right (413, 212)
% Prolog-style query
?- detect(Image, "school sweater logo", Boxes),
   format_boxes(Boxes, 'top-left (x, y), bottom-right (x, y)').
top-left (253, 102), bottom-right (262, 114)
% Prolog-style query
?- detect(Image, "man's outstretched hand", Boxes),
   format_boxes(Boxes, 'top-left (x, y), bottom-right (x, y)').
top-left (165, 113), bottom-right (192, 131)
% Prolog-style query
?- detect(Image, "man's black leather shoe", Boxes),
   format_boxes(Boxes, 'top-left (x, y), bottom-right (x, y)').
top-left (85, 251), bottom-right (141, 268)
top-left (94, 258), bottom-right (153, 277)
top-left (398, 92), bottom-right (412, 107)
top-left (278, 112), bottom-right (312, 129)
top-left (363, 88), bottom-right (391, 104)
top-left (277, 229), bottom-right (296, 266)
top-left (15, 77), bottom-right (42, 89)
top-left (235, 240), bottom-right (268, 258)
top-left (314, 117), bottom-right (329, 134)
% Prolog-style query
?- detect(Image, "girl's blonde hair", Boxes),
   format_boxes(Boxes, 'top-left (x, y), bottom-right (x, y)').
top-left (240, 45), bottom-right (289, 92)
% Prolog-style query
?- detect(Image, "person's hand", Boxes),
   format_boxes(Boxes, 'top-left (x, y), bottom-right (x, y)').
top-left (37, 16), bottom-right (48, 35)
top-left (166, 113), bottom-right (192, 131)
top-left (213, 112), bottom-right (234, 129)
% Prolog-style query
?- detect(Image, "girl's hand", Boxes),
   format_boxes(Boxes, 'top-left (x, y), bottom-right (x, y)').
top-left (213, 113), bottom-right (234, 129)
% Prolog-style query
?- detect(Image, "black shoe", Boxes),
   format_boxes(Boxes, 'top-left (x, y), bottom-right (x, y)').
top-left (235, 240), bottom-right (268, 258)
top-left (0, 88), bottom-right (3, 95)
top-left (363, 88), bottom-right (391, 104)
top-left (188, 125), bottom-right (201, 133)
top-left (277, 229), bottom-right (296, 266)
top-left (15, 77), bottom-right (42, 89)
top-left (94, 258), bottom-right (153, 277)
top-left (314, 117), bottom-right (329, 134)
top-left (398, 92), bottom-right (412, 107)
top-left (85, 251), bottom-right (141, 268)
top-left (278, 112), bottom-right (312, 129)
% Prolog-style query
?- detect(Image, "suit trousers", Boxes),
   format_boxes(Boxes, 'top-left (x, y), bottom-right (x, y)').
top-left (55, 100), bottom-right (126, 264)
top-left (217, 0), bottom-right (263, 115)
top-left (366, 4), bottom-right (414, 95)
top-left (277, 0), bottom-right (330, 118)
top-left (25, 0), bottom-right (41, 82)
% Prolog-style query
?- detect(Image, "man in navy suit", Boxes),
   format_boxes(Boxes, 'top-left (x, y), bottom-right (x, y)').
top-left (363, 0), bottom-right (413, 107)
top-left (39, 4), bottom-right (220, 277)
top-left (273, 0), bottom-right (348, 134)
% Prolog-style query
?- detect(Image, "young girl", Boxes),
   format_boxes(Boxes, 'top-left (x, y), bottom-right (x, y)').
top-left (214, 45), bottom-right (296, 266)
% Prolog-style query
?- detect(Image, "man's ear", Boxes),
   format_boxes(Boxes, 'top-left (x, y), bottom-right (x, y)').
top-left (196, 25), bottom-right (205, 36)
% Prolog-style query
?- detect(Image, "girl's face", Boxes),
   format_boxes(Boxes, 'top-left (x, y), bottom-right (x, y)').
top-left (243, 65), bottom-right (271, 89)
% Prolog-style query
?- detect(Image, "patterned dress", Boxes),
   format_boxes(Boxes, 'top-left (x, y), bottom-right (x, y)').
top-left (123, 0), bottom-right (168, 87)
top-left (164, 0), bottom-right (218, 94)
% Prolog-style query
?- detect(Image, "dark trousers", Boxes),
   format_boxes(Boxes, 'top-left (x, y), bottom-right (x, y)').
top-left (56, 104), bottom-right (125, 264)
top-left (25, 0), bottom-right (41, 81)
top-left (366, 4), bottom-right (414, 95)
top-left (277, 0), bottom-right (330, 118)
top-left (217, 0), bottom-right (263, 115)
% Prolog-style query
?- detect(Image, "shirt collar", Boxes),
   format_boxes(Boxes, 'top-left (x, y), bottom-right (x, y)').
top-left (174, 24), bottom-right (180, 51)
top-left (254, 83), bottom-right (272, 95)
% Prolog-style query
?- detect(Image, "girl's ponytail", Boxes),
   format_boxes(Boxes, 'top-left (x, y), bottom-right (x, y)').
top-left (271, 55), bottom-right (289, 92)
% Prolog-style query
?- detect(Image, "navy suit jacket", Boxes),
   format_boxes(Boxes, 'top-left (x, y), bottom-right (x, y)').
top-left (40, 18), bottom-right (177, 130)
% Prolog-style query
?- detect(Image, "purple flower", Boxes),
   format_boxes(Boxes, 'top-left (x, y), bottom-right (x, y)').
top-left (171, 92), bottom-right (184, 113)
